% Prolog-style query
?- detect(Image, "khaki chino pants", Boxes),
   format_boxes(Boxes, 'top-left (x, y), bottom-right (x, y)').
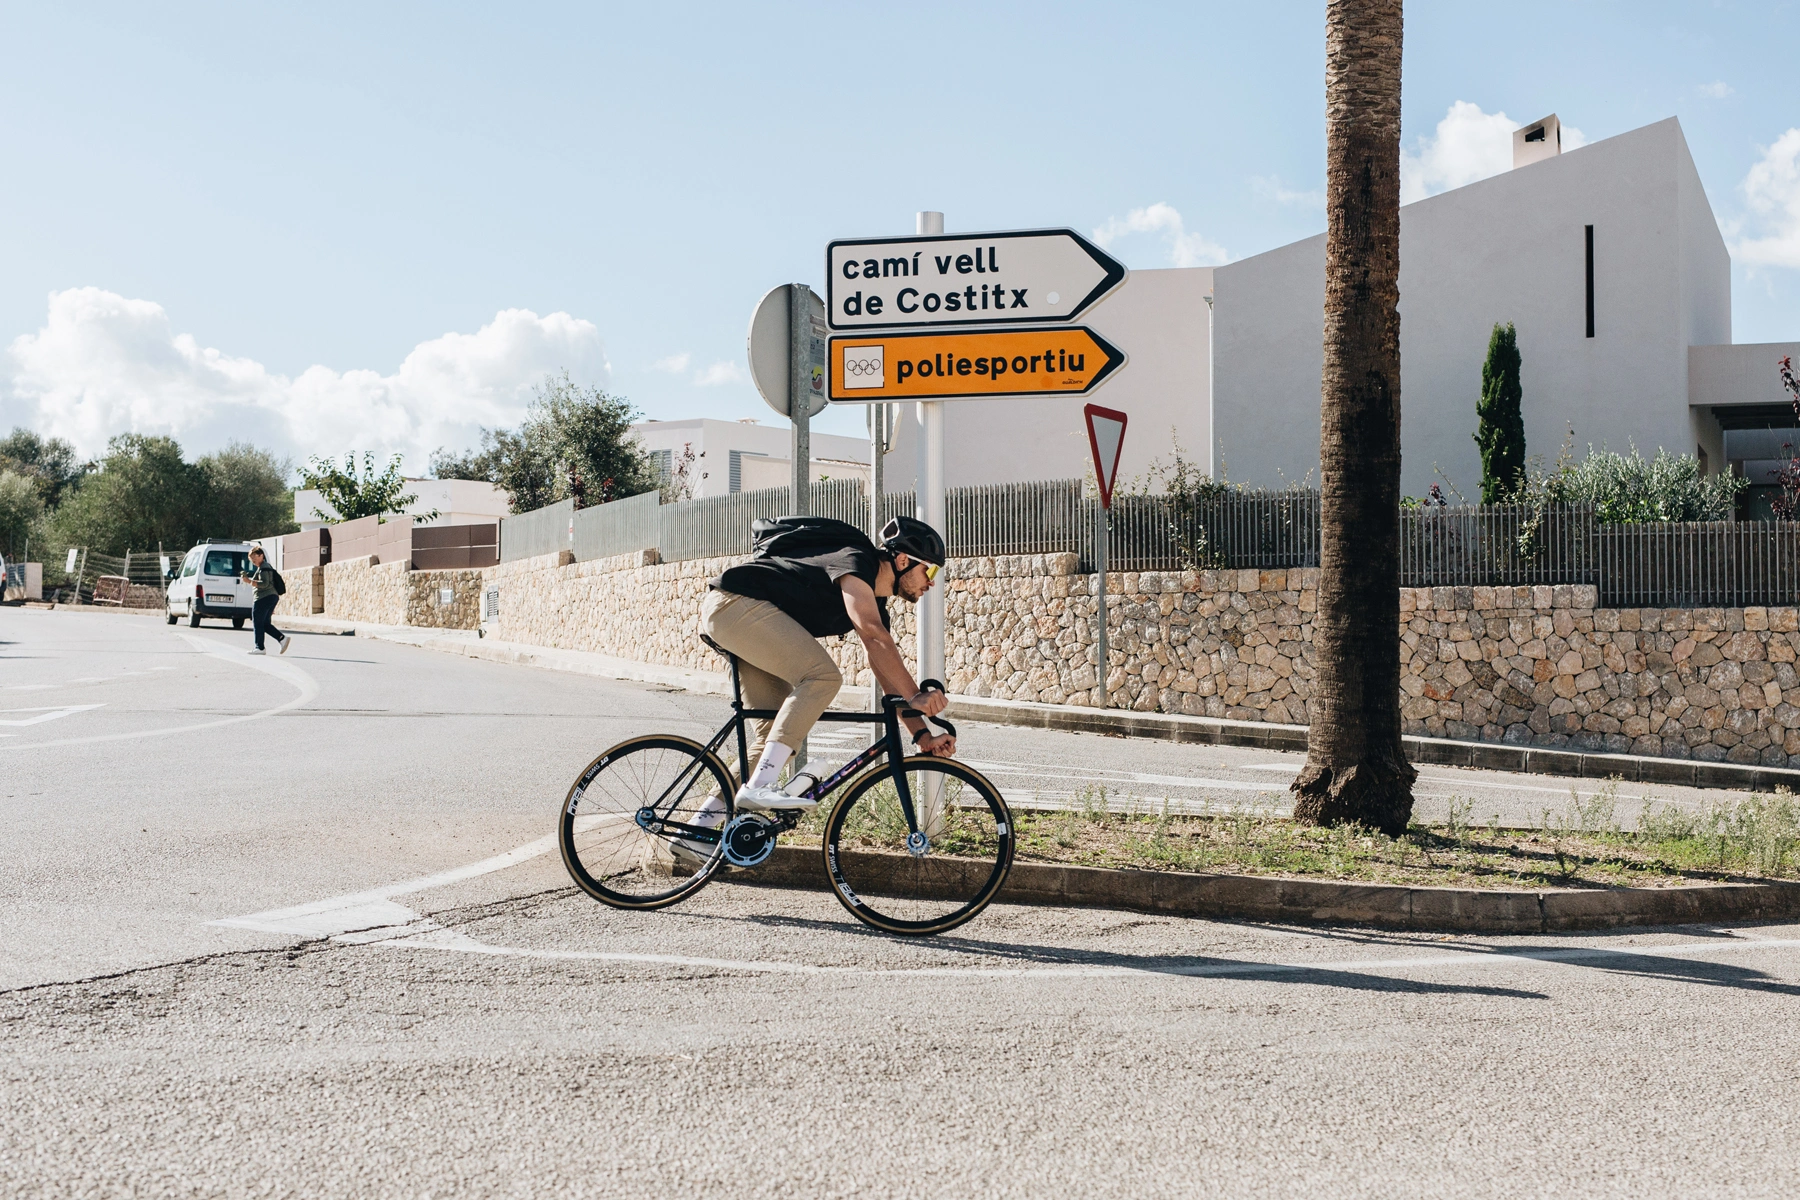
top-left (700, 589), bottom-right (843, 773)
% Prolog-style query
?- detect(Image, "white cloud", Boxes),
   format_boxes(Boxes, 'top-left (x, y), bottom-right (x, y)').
top-left (1401, 101), bottom-right (1587, 204)
top-left (1401, 101), bottom-right (1517, 203)
top-left (1733, 128), bottom-right (1800, 268)
top-left (1698, 81), bottom-right (1734, 99)
top-left (1091, 202), bottom-right (1228, 268)
top-left (693, 361), bottom-right (745, 387)
top-left (2, 288), bottom-right (607, 471)
top-left (651, 352), bottom-right (691, 373)
top-left (1250, 176), bottom-right (1323, 208)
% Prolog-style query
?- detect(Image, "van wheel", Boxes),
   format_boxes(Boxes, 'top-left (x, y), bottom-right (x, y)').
top-left (188, 604), bottom-right (201, 628)
top-left (166, 609), bottom-right (177, 626)
top-left (232, 617), bottom-right (245, 630)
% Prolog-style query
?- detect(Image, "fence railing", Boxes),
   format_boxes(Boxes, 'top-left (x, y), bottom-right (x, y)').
top-left (493, 483), bottom-right (1800, 610)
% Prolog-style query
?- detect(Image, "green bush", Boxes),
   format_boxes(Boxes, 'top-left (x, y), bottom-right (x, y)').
top-left (1526, 445), bottom-right (1744, 523)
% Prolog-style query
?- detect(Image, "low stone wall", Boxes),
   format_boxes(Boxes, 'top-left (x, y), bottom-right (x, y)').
top-left (406, 569), bottom-right (484, 630)
top-left (323, 556), bottom-right (409, 626)
top-left (479, 552), bottom-right (1800, 768)
top-left (273, 565), bottom-right (324, 618)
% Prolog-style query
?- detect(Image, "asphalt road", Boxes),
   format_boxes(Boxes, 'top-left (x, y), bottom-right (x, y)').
top-left (4, 607), bottom-right (1798, 1198)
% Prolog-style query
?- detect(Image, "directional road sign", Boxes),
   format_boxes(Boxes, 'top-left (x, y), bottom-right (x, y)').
top-left (826, 229), bottom-right (1127, 331)
top-left (1085, 403), bottom-right (1128, 509)
top-left (828, 327), bottom-right (1126, 402)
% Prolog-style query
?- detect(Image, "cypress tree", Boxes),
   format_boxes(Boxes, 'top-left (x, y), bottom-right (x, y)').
top-left (1473, 322), bottom-right (1525, 502)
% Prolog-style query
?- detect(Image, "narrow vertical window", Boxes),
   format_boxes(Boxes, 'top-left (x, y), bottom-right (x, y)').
top-left (1584, 225), bottom-right (1595, 338)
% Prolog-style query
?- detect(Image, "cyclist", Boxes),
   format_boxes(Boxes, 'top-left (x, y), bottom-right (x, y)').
top-left (695, 514), bottom-right (954, 824)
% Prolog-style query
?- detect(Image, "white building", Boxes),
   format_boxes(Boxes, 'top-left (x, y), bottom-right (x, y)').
top-left (293, 478), bottom-right (511, 531)
top-left (877, 115), bottom-right (1799, 505)
top-left (630, 417), bottom-right (871, 499)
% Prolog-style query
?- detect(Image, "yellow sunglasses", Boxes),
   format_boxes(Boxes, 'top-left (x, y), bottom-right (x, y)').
top-left (914, 561), bottom-right (939, 582)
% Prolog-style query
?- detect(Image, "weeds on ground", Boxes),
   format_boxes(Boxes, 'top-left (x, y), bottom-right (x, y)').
top-left (1009, 780), bottom-right (1800, 890)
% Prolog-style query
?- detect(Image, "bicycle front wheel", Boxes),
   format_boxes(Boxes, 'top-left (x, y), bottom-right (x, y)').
top-left (559, 735), bottom-right (734, 909)
top-left (822, 757), bottom-right (1013, 936)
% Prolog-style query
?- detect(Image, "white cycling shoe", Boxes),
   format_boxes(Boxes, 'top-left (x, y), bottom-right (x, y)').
top-left (734, 783), bottom-right (819, 812)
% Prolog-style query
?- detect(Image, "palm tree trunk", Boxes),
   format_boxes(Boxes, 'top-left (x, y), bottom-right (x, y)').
top-left (1292, 0), bottom-right (1416, 837)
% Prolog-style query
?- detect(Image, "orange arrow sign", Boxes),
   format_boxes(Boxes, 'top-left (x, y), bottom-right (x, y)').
top-left (828, 327), bottom-right (1125, 402)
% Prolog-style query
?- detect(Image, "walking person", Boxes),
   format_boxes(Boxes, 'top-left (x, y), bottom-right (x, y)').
top-left (240, 545), bottom-right (290, 655)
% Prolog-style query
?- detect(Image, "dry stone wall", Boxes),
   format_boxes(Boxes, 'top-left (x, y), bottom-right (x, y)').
top-left (406, 569), bottom-right (484, 629)
top-left (323, 557), bottom-right (409, 626)
top-left (313, 546), bottom-right (1800, 768)
top-left (273, 565), bottom-right (323, 618)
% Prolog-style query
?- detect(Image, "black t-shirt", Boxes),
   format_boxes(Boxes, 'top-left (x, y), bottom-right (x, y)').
top-left (714, 545), bottom-right (887, 638)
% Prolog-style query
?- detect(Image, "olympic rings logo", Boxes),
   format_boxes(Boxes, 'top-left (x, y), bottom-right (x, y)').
top-left (845, 355), bottom-right (883, 376)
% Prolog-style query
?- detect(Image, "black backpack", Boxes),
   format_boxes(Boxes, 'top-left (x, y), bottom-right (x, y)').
top-left (748, 516), bottom-right (876, 562)
top-left (269, 567), bottom-right (287, 596)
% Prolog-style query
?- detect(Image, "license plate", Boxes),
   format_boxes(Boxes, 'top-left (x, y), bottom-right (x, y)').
top-left (206, 593), bottom-right (235, 603)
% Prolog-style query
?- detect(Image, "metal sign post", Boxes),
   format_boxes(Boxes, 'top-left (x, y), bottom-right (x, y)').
top-left (1085, 404), bottom-right (1128, 709)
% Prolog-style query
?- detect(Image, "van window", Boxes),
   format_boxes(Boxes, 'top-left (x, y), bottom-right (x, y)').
top-left (181, 550), bottom-right (201, 578)
top-left (202, 550), bottom-right (248, 578)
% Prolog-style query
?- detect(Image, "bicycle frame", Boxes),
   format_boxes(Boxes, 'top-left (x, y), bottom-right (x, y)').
top-left (637, 654), bottom-right (929, 847)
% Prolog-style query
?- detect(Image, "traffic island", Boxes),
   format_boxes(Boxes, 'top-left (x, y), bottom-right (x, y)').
top-left (734, 797), bottom-right (1800, 933)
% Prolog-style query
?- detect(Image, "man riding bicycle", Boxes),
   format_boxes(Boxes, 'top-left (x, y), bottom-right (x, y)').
top-left (694, 514), bottom-right (954, 825)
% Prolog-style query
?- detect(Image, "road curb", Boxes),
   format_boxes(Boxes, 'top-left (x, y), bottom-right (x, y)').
top-left (274, 615), bottom-right (1800, 794)
top-left (733, 845), bottom-right (1800, 933)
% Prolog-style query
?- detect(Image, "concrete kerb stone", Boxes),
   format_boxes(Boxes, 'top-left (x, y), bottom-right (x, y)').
top-left (741, 846), bottom-right (1800, 934)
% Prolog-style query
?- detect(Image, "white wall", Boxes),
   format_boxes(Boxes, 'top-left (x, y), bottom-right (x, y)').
top-left (880, 266), bottom-right (1213, 490)
top-left (631, 417), bottom-right (871, 498)
top-left (294, 478), bottom-right (510, 531)
top-left (1213, 117), bottom-right (1730, 496)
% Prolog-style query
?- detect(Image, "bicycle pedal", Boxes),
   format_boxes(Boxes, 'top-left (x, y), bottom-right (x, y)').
top-left (721, 813), bottom-right (779, 868)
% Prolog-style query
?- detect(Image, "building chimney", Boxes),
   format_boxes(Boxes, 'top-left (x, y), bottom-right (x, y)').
top-left (1512, 114), bottom-right (1562, 169)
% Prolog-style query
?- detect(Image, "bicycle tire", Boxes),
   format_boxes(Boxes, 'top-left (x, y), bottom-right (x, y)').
top-left (560, 735), bottom-right (735, 910)
top-left (822, 756), bottom-right (1014, 936)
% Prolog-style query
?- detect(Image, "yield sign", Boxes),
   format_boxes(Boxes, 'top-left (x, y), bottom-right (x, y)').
top-left (1085, 404), bottom-right (1128, 509)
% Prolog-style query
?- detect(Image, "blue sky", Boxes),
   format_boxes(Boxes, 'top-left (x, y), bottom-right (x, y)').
top-left (3, 0), bottom-right (1799, 469)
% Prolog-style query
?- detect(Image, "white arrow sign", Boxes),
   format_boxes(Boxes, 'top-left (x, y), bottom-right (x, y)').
top-left (826, 228), bottom-right (1127, 330)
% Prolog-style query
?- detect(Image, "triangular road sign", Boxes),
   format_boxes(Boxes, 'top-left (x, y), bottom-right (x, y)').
top-left (1085, 403), bottom-right (1128, 509)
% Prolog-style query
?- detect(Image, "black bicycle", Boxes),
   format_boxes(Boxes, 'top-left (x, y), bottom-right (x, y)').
top-left (558, 640), bottom-right (1014, 936)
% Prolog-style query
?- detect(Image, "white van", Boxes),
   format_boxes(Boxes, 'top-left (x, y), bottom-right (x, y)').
top-left (166, 541), bottom-right (256, 628)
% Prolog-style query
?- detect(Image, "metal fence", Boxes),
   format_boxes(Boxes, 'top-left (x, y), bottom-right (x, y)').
top-left (1598, 521), bottom-right (1800, 608)
top-left (499, 483), bottom-right (1800, 609)
top-left (499, 498), bottom-right (574, 563)
top-left (1109, 488), bottom-right (1322, 572)
top-left (1397, 502), bottom-right (1596, 588)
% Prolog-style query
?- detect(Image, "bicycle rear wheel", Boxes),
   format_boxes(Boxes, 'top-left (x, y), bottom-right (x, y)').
top-left (559, 735), bottom-right (734, 909)
top-left (822, 757), bottom-right (1013, 936)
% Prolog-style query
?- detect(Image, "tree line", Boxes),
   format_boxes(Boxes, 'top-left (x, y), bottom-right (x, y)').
top-left (0, 429), bottom-right (296, 562)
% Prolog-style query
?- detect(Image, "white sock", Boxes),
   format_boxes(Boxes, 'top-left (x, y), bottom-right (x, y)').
top-left (745, 741), bottom-right (794, 790)
top-left (693, 793), bottom-right (729, 828)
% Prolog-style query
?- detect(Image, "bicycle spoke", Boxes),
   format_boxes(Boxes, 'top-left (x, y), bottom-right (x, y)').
top-left (825, 759), bottom-right (1012, 935)
top-left (560, 736), bottom-right (733, 908)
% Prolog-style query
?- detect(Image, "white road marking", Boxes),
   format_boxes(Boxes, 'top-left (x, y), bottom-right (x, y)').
top-left (2, 634), bottom-right (319, 750)
top-left (366, 926), bottom-right (1800, 981)
top-left (0, 704), bottom-right (104, 727)
top-left (211, 834), bottom-right (559, 938)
